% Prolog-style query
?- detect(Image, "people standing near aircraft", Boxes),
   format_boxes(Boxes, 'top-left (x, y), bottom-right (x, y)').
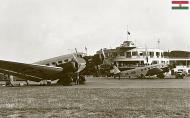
top-left (108, 65), bottom-right (114, 77)
top-left (113, 65), bottom-right (121, 79)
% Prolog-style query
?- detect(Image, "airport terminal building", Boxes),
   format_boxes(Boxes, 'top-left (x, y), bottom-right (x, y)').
top-left (97, 41), bottom-right (190, 73)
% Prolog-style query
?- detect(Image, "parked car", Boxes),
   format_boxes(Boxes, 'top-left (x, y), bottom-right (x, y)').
top-left (175, 71), bottom-right (186, 79)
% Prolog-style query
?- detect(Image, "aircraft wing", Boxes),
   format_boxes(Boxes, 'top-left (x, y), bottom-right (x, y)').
top-left (0, 60), bottom-right (63, 81)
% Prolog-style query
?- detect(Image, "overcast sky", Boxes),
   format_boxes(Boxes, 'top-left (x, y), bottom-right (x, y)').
top-left (0, 0), bottom-right (190, 63)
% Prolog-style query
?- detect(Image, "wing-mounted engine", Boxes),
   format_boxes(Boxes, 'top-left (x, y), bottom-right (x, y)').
top-left (56, 61), bottom-right (79, 85)
top-left (57, 61), bottom-right (78, 73)
top-left (81, 53), bottom-right (105, 76)
top-left (92, 53), bottom-right (104, 65)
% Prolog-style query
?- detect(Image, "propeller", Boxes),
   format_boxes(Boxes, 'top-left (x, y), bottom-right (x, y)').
top-left (73, 49), bottom-right (81, 85)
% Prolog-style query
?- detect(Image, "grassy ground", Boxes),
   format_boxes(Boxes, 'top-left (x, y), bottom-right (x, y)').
top-left (0, 87), bottom-right (190, 118)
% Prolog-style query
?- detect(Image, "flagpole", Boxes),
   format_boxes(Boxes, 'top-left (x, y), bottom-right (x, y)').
top-left (85, 46), bottom-right (87, 56)
top-left (127, 25), bottom-right (128, 41)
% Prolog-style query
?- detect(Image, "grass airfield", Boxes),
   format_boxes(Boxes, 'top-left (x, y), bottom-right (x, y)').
top-left (0, 77), bottom-right (190, 118)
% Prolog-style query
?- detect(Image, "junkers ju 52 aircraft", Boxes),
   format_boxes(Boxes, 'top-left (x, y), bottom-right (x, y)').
top-left (0, 51), bottom-right (105, 86)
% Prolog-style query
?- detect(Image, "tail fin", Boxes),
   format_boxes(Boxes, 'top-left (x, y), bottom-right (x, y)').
top-left (113, 65), bottom-right (121, 74)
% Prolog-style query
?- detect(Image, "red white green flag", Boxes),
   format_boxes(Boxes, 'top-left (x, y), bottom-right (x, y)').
top-left (172, 1), bottom-right (189, 10)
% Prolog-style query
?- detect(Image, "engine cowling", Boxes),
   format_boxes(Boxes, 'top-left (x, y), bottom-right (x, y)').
top-left (58, 61), bottom-right (78, 73)
top-left (92, 54), bottom-right (104, 65)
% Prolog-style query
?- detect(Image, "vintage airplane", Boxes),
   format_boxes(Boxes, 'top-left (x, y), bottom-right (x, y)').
top-left (107, 63), bottom-right (174, 79)
top-left (0, 52), bottom-right (104, 86)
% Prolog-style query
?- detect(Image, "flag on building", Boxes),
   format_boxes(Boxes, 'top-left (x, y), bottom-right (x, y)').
top-left (127, 31), bottom-right (130, 35)
top-left (172, 1), bottom-right (189, 10)
top-left (85, 46), bottom-right (87, 55)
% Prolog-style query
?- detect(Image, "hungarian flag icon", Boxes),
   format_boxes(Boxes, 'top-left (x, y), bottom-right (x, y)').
top-left (172, 1), bottom-right (189, 10)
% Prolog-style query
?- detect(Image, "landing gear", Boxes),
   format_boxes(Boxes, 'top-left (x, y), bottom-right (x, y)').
top-left (57, 73), bottom-right (86, 86)
top-left (38, 80), bottom-right (52, 86)
top-left (47, 80), bottom-right (52, 86)
top-left (157, 73), bottom-right (165, 79)
top-left (5, 80), bottom-right (14, 87)
top-left (57, 74), bottom-right (73, 86)
top-left (138, 74), bottom-right (145, 79)
top-left (26, 80), bottom-right (29, 86)
top-left (5, 75), bottom-right (14, 87)
top-left (72, 74), bottom-right (86, 85)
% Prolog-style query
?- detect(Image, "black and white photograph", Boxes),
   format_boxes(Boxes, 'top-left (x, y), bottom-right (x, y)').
top-left (0, 0), bottom-right (190, 117)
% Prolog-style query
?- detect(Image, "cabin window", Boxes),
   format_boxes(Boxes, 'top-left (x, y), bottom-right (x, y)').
top-left (58, 60), bottom-right (62, 64)
top-left (46, 63), bottom-right (50, 66)
top-left (52, 62), bottom-right (57, 66)
top-left (64, 59), bottom-right (69, 62)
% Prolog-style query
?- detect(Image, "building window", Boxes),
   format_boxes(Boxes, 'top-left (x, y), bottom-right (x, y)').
top-left (156, 52), bottom-right (160, 58)
top-left (126, 52), bottom-right (131, 58)
top-left (105, 53), bottom-right (108, 57)
top-left (143, 51), bottom-right (147, 56)
top-left (152, 61), bottom-right (158, 64)
top-left (120, 52), bottom-right (125, 56)
top-left (161, 53), bottom-right (163, 58)
top-left (149, 52), bottom-right (154, 58)
top-left (132, 51), bottom-right (138, 56)
top-left (113, 52), bottom-right (117, 57)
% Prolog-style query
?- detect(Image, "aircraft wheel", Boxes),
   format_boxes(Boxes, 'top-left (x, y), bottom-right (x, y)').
top-left (47, 80), bottom-right (52, 86)
top-left (79, 75), bottom-right (85, 84)
top-left (140, 74), bottom-right (145, 79)
top-left (157, 73), bottom-right (164, 79)
top-left (58, 75), bottom-right (72, 86)
top-left (5, 80), bottom-right (14, 87)
top-left (63, 77), bottom-right (72, 86)
top-left (5, 81), bottom-right (11, 86)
